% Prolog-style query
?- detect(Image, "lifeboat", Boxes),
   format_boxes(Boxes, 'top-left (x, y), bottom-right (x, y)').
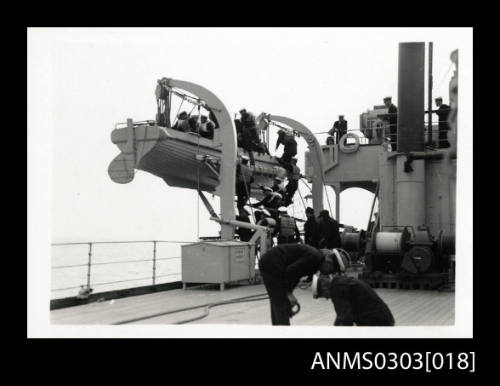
top-left (108, 119), bottom-right (287, 199)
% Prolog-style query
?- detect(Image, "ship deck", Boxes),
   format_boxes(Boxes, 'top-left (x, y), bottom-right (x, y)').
top-left (50, 283), bottom-right (454, 326)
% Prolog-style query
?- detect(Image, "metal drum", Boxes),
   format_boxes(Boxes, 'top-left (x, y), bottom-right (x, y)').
top-left (341, 230), bottom-right (366, 253)
top-left (375, 231), bottom-right (409, 254)
top-left (438, 231), bottom-right (455, 255)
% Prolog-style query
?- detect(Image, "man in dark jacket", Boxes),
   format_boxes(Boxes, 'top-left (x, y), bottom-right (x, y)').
top-left (435, 97), bottom-right (451, 148)
top-left (284, 158), bottom-right (301, 205)
top-left (315, 253), bottom-right (395, 326)
top-left (328, 115), bottom-right (348, 144)
top-left (276, 130), bottom-right (298, 172)
top-left (304, 207), bottom-right (320, 248)
top-left (383, 96), bottom-right (398, 151)
top-left (302, 206), bottom-right (321, 283)
top-left (240, 109), bottom-right (260, 165)
top-left (235, 156), bottom-right (254, 211)
top-left (259, 245), bottom-right (336, 325)
top-left (252, 186), bottom-right (282, 220)
top-left (317, 210), bottom-right (341, 249)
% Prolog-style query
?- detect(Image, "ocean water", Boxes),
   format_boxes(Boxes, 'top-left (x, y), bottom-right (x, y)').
top-left (51, 241), bottom-right (184, 299)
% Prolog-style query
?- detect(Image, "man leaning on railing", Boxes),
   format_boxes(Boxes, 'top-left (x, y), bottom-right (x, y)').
top-left (425, 97), bottom-right (451, 149)
top-left (435, 97), bottom-right (451, 148)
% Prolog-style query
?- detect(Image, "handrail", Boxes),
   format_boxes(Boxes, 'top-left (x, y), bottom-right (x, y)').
top-left (51, 273), bottom-right (180, 292)
top-left (52, 256), bottom-right (181, 270)
top-left (51, 240), bottom-right (189, 297)
top-left (316, 125), bottom-right (452, 149)
top-left (51, 240), bottom-right (194, 246)
top-left (315, 125), bottom-right (451, 136)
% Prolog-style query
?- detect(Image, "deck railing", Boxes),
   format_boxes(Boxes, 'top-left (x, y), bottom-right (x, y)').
top-left (316, 120), bottom-right (452, 149)
top-left (51, 240), bottom-right (193, 299)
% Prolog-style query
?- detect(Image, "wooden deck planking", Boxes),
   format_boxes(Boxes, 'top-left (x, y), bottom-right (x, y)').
top-left (51, 284), bottom-right (454, 326)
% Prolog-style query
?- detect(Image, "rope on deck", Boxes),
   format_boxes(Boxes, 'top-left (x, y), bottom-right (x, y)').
top-left (175, 295), bottom-right (270, 325)
top-left (112, 292), bottom-right (269, 325)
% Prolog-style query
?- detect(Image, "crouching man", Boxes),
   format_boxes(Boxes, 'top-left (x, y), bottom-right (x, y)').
top-left (258, 244), bottom-right (337, 326)
top-left (313, 250), bottom-right (395, 326)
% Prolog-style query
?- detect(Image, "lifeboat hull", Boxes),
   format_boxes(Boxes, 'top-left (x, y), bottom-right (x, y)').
top-left (108, 122), bottom-right (287, 199)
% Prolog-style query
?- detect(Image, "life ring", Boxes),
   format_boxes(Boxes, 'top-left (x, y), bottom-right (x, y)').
top-left (339, 132), bottom-right (360, 153)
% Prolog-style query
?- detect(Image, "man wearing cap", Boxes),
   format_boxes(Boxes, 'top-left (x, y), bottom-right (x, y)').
top-left (328, 115), bottom-right (348, 144)
top-left (304, 207), bottom-right (320, 249)
top-left (275, 207), bottom-right (301, 244)
top-left (434, 97), bottom-right (451, 148)
top-left (252, 186), bottom-right (282, 220)
top-left (259, 245), bottom-right (337, 325)
top-left (313, 251), bottom-right (395, 326)
top-left (383, 97), bottom-right (398, 151)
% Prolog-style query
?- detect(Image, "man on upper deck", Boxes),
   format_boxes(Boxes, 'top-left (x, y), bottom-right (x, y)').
top-left (382, 96), bottom-right (398, 151)
top-left (328, 115), bottom-right (348, 144)
top-left (434, 97), bottom-right (451, 148)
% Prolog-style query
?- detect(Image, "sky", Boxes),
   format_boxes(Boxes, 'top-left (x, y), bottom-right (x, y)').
top-left (28, 27), bottom-right (472, 243)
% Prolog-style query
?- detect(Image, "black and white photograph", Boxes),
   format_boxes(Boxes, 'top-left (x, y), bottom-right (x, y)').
top-left (27, 27), bottom-right (472, 339)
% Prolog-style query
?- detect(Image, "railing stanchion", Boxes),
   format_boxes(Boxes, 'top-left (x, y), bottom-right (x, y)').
top-left (152, 241), bottom-right (157, 285)
top-left (87, 243), bottom-right (92, 288)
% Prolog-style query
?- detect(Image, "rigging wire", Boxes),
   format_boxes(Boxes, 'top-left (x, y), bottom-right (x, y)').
top-left (435, 62), bottom-right (454, 92)
top-left (299, 177), bottom-right (333, 216)
top-left (163, 85), bottom-right (222, 114)
top-left (300, 177), bottom-right (312, 193)
top-left (297, 185), bottom-right (307, 212)
top-left (172, 97), bottom-right (186, 127)
top-left (324, 184), bottom-right (333, 215)
top-left (188, 104), bottom-right (197, 116)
